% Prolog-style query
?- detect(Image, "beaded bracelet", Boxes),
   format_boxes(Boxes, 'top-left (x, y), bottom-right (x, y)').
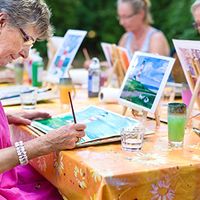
top-left (15, 141), bottom-right (28, 165)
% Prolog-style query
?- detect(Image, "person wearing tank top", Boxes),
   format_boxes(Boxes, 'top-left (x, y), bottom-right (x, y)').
top-left (124, 27), bottom-right (160, 56)
top-left (192, 0), bottom-right (200, 34)
top-left (117, 0), bottom-right (170, 58)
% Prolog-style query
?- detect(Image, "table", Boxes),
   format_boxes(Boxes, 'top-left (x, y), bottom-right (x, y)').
top-left (9, 89), bottom-right (200, 200)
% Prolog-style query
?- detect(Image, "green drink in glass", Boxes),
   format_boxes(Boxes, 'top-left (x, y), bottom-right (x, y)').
top-left (168, 103), bottom-right (187, 148)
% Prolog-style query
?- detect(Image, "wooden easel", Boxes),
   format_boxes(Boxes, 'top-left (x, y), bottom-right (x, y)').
top-left (184, 55), bottom-right (200, 120)
top-left (139, 110), bottom-right (160, 127)
top-left (187, 75), bottom-right (200, 120)
top-left (122, 105), bottom-right (161, 127)
top-left (105, 44), bottom-right (126, 87)
top-left (46, 38), bottom-right (58, 71)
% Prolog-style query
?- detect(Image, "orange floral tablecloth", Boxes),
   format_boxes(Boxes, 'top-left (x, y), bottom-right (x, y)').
top-left (11, 124), bottom-right (200, 200)
top-left (8, 88), bottom-right (200, 200)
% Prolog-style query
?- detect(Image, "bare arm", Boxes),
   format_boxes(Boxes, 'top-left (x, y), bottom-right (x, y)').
top-left (0, 123), bottom-right (86, 173)
top-left (0, 136), bottom-right (53, 173)
top-left (118, 33), bottom-right (128, 47)
top-left (149, 31), bottom-right (170, 56)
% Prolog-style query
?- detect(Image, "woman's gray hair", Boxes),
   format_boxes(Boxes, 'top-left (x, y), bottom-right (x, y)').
top-left (117, 0), bottom-right (153, 24)
top-left (0, 0), bottom-right (53, 40)
top-left (191, 0), bottom-right (200, 15)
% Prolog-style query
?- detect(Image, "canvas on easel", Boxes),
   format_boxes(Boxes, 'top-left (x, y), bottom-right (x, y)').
top-left (101, 42), bottom-right (131, 87)
top-left (173, 39), bottom-right (200, 120)
top-left (118, 51), bottom-right (175, 126)
top-left (46, 36), bottom-right (64, 70)
top-left (101, 42), bottom-right (114, 68)
top-left (45, 30), bottom-right (87, 84)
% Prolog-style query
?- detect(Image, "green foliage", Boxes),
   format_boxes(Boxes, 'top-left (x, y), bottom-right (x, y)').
top-left (151, 0), bottom-right (198, 47)
top-left (35, 0), bottom-right (198, 60)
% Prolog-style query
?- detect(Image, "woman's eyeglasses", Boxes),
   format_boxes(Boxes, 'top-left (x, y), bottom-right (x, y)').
top-left (116, 13), bottom-right (137, 21)
top-left (19, 28), bottom-right (35, 47)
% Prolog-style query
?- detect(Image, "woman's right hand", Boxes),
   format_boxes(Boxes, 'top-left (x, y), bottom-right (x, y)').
top-left (12, 124), bottom-right (86, 170)
top-left (42, 123), bottom-right (86, 151)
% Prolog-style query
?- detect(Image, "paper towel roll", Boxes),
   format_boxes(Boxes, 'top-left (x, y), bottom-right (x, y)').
top-left (69, 69), bottom-right (88, 85)
top-left (99, 87), bottom-right (120, 103)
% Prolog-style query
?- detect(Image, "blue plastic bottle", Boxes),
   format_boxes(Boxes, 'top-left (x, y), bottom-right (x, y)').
top-left (88, 58), bottom-right (101, 97)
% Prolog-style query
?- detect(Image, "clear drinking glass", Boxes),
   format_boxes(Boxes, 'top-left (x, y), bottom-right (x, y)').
top-left (121, 124), bottom-right (144, 152)
top-left (168, 102), bottom-right (187, 148)
top-left (20, 88), bottom-right (38, 109)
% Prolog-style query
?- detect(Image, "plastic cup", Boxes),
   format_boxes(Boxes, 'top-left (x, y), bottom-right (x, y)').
top-left (59, 78), bottom-right (76, 109)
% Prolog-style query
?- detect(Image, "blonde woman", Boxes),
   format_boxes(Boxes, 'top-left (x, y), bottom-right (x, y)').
top-left (191, 0), bottom-right (200, 33)
top-left (117, 0), bottom-right (170, 56)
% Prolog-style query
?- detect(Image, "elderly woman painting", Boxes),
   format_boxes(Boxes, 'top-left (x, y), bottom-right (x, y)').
top-left (0, 0), bottom-right (86, 199)
top-left (117, 0), bottom-right (170, 57)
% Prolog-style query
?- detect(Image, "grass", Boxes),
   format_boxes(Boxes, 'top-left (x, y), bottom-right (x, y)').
top-left (121, 78), bottom-right (156, 109)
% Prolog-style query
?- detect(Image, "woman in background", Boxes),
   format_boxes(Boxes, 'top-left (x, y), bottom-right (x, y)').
top-left (191, 0), bottom-right (200, 33)
top-left (84, 0), bottom-right (169, 69)
top-left (117, 0), bottom-right (170, 57)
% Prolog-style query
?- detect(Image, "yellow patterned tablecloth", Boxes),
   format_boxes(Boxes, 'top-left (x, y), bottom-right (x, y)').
top-left (9, 89), bottom-right (200, 200)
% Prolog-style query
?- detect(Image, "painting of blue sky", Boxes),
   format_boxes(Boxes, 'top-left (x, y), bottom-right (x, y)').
top-left (130, 56), bottom-right (169, 92)
top-left (121, 55), bottom-right (169, 109)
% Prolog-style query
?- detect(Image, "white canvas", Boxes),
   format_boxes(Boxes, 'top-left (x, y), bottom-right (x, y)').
top-left (46, 29), bottom-right (87, 83)
top-left (101, 42), bottom-right (131, 68)
top-left (118, 51), bottom-right (175, 113)
top-left (173, 39), bottom-right (200, 91)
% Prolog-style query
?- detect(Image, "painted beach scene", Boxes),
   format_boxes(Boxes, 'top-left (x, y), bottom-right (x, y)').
top-left (120, 54), bottom-right (170, 110)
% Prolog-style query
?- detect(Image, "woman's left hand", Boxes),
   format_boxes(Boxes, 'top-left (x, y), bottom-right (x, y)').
top-left (6, 111), bottom-right (51, 125)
